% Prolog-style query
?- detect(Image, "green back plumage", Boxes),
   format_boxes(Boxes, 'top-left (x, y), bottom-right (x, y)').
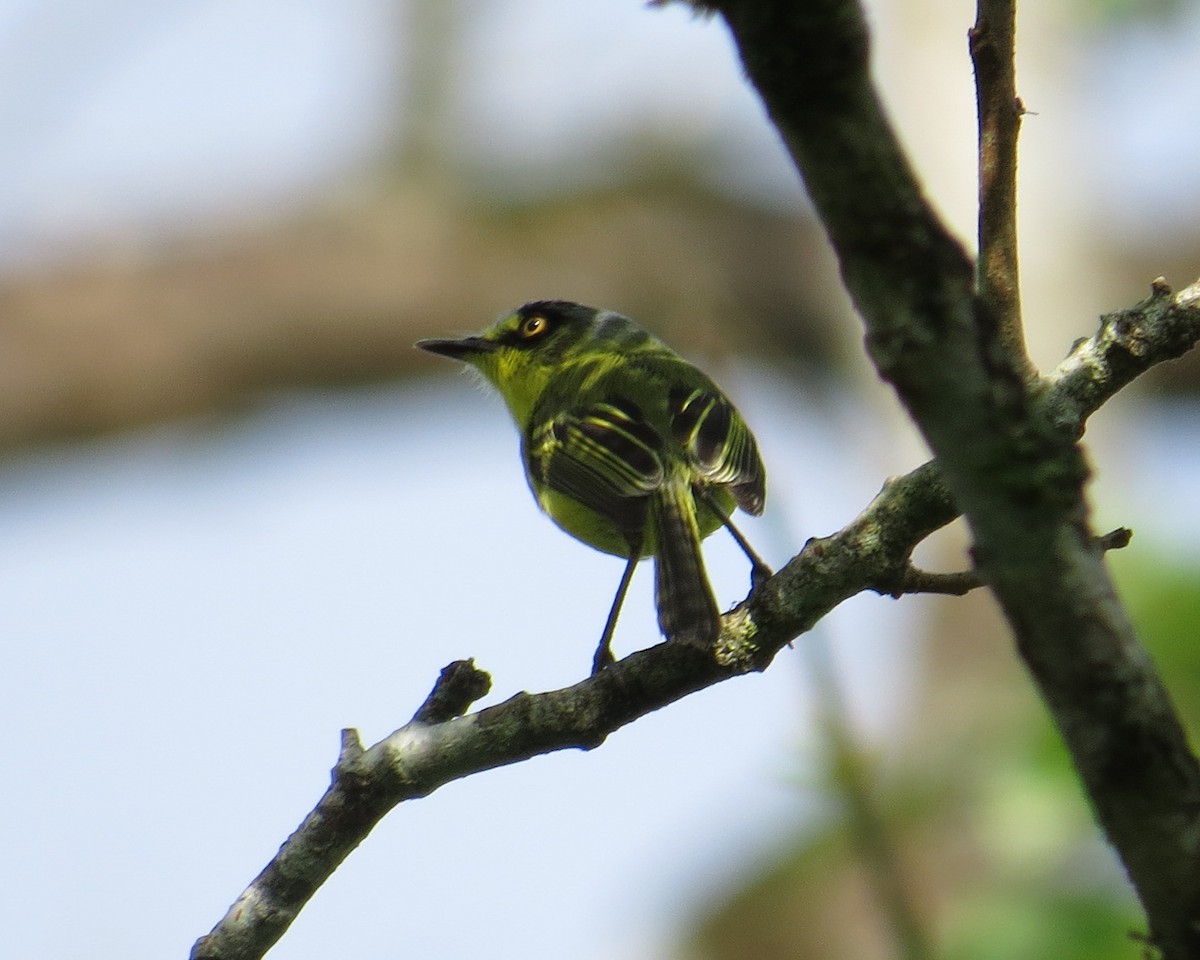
top-left (416, 299), bottom-right (767, 662)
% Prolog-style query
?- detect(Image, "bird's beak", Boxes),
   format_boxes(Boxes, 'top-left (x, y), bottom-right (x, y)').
top-left (415, 336), bottom-right (499, 361)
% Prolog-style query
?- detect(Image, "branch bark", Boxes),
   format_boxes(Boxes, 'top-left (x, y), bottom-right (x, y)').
top-left (704, 0), bottom-right (1200, 955)
top-left (191, 276), bottom-right (1200, 960)
top-left (972, 0), bottom-right (1031, 376)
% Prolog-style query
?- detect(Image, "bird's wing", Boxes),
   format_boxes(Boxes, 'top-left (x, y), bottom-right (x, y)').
top-left (669, 386), bottom-right (765, 516)
top-left (526, 398), bottom-right (665, 546)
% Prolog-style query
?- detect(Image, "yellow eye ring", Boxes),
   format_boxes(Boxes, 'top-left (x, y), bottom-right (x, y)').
top-left (519, 315), bottom-right (548, 339)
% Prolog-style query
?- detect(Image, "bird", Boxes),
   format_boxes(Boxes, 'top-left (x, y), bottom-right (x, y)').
top-left (417, 299), bottom-right (769, 673)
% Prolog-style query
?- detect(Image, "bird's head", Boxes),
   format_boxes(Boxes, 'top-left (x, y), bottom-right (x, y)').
top-left (417, 300), bottom-right (642, 426)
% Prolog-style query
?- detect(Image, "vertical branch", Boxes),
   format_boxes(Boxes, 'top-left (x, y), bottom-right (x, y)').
top-left (970, 0), bottom-right (1034, 379)
top-left (711, 3), bottom-right (1200, 955)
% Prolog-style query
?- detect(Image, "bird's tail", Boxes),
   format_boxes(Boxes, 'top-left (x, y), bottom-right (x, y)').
top-left (652, 480), bottom-right (720, 649)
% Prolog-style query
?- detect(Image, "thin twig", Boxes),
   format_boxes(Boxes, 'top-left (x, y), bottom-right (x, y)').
top-left (971, 0), bottom-right (1032, 378)
top-left (891, 567), bottom-right (980, 597)
top-left (885, 527), bottom-right (1134, 597)
top-left (411, 659), bottom-right (492, 724)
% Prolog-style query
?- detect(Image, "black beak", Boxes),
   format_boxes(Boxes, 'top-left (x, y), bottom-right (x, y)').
top-left (415, 336), bottom-right (499, 360)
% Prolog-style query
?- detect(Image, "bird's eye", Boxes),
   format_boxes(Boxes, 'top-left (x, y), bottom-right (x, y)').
top-left (519, 315), bottom-right (549, 340)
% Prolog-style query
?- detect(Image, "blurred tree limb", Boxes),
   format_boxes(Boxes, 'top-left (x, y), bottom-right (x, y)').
top-left (192, 1), bottom-right (1200, 957)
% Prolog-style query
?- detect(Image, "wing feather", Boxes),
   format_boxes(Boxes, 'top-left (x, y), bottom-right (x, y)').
top-left (526, 399), bottom-right (664, 549)
top-left (669, 387), bottom-right (765, 516)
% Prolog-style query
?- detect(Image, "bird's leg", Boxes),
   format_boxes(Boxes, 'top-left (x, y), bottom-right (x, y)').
top-left (698, 489), bottom-right (773, 589)
top-left (725, 515), bottom-right (773, 589)
top-left (593, 553), bottom-right (640, 674)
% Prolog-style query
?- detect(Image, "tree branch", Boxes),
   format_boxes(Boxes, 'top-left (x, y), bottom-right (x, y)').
top-left (971, 0), bottom-right (1032, 377)
top-left (703, 0), bottom-right (1200, 954)
top-left (885, 526), bottom-right (1132, 597)
top-left (191, 277), bottom-right (1200, 960)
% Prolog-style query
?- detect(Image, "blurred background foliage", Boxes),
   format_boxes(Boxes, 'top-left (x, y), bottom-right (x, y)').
top-left (2, 1), bottom-right (1199, 958)
top-left (684, 544), bottom-right (1200, 960)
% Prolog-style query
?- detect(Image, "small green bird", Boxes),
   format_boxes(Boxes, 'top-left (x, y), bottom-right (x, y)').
top-left (417, 300), bottom-right (769, 673)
